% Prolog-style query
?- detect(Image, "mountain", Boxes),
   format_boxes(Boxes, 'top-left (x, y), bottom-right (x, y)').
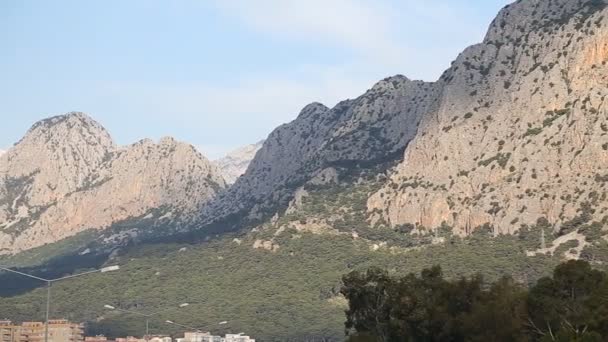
top-left (0, 150), bottom-right (5, 156)
top-left (368, 0), bottom-right (608, 240)
top-left (2, 1), bottom-right (608, 341)
top-left (202, 0), bottom-right (608, 250)
top-left (214, 140), bottom-right (265, 184)
top-left (202, 77), bottom-right (436, 227)
top-left (0, 112), bottom-right (226, 255)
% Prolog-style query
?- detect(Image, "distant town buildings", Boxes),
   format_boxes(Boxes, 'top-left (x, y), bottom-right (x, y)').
top-left (174, 332), bottom-right (253, 342)
top-left (0, 320), bottom-right (83, 342)
top-left (0, 320), bottom-right (19, 342)
top-left (114, 337), bottom-right (145, 342)
top-left (84, 336), bottom-right (110, 342)
top-left (176, 332), bottom-right (220, 342)
top-left (222, 334), bottom-right (254, 342)
top-left (1, 321), bottom-right (253, 342)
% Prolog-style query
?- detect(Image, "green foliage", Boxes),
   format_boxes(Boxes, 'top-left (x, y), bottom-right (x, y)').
top-left (1, 172), bottom-right (603, 341)
top-left (528, 261), bottom-right (608, 340)
top-left (524, 127), bottom-right (543, 137)
top-left (543, 109), bottom-right (570, 127)
top-left (0, 227), bottom-right (568, 342)
top-left (478, 153), bottom-right (511, 168)
top-left (342, 261), bottom-right (608, 342)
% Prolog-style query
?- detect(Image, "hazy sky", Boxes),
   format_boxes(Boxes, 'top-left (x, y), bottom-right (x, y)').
top-left (0, 0), bottom-right (511, 158)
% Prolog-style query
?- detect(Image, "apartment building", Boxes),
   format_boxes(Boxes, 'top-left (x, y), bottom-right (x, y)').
top-left (84, 336), bottom-right (113, 342)
top-left (0, 320), bottom-right (84, 342)
top-left (222, 334), bottom-right (254, 342)
top-left (115, 337), bottom-right (145, 342)
top-left (147, 336), bottom-right (171, 342)
top-left (0, 321), bottom-right (19, 342)
top-left (178, 332), bottom-right (251, 342)
top-left (177, 332), bottom-right (217, 342)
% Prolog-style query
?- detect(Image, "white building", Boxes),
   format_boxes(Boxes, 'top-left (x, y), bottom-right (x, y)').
top-left (180, 332), bottom-right (253, 342)
top-left (222, 334), bottom-right (255, 342)
top-left (180, 332), bottom-right (221, 342)
top-left (148, 336), bottom-right (172, 342)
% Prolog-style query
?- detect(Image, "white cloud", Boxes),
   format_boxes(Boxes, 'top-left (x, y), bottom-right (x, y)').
top-left (211, 0), bottom-right (407, 68)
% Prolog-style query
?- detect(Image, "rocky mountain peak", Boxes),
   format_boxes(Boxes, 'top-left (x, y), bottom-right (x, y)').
top-left (368, 0), bottom-right (608, 236)
top-left (200, 0), bottom-right (608, 246)
top-left (484, 0), bottom-right (607, 44)
top-left (297, 102), bottom-right (330, 120)
top-left (370, 75), bottom-right (411, 91)
top-left (26, 111), bottom-right (112, 143)
top-left (215, 141), bottom-right (265, 185)
top-left (0, 113), bottom-right (225, 255)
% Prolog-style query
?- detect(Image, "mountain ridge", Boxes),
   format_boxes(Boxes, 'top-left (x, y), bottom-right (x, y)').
top-left (2, 1), bottom-right (608, 341)
top-left (195, 0), bottom-right (608, 248)
top-left (0, 112), bottom-right (225, 255)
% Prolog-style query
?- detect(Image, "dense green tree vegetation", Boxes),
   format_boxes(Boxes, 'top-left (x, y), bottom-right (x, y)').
top-left (0, 230), bottom-right (599, 342)
top-left (0, 171), bottom-right (606, 341)
top-left (341, 260), bottom-right (608, 342)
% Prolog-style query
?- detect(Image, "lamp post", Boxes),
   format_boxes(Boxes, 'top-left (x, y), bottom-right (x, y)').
top-left (164, 320), bottom-right (205, 332)
top-left (0, 265), bottom-right (120, 342)
top-left (104, 303), bottom-right (190, 339)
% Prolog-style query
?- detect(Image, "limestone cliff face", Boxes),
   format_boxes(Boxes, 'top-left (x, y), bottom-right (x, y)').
top-left (202, 76), bottom-right (438, 226)
top-left (369, 0), bottom-right (608, 235)
top-left (0, 113), bottom-right (225, 254)
top-left (201, 0), bottom-right (608, 240)
top-left (214, 140), bottom-right (265, 184)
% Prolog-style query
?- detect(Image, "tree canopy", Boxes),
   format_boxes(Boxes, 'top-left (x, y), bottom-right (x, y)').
top-left (341, 260), bottom-right (608, 342)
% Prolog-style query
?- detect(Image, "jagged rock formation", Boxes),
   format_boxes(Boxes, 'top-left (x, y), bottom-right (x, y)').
top-left (202, 0), bottom-right (608, 242)
top-left (202, 76), bottom-right (438, 226)
top-left (0, 113), bottom-right (225, 254)
top-left (370, 0), bottom-right (608, 236)
top-left (214, 140), bottom-right (264, 184)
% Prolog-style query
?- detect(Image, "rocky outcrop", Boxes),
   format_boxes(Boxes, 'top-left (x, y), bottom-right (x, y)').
top-left (214, 140), bottom-right (264, 184)
top-left (201, 0), bottom-right (608, 240)
top-left (0, 113), bottom-right (225, 254)
top-left (370, 0), bottom-right (608, 235)
top-left (202, 76), bottom-right (438, 227)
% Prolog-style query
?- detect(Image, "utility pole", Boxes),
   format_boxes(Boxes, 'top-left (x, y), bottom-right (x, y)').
top-left (0, 265), bottom-right (120, 342)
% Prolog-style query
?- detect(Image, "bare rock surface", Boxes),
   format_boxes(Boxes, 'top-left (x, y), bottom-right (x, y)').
top-left (0, 113), bottom-right (225, 254)
top-left (203, 0), bottom-right (608, 240)
top-left (370, 0), bottom-right (608, 235)
top-left (214, 140), bottom-right (264, 184)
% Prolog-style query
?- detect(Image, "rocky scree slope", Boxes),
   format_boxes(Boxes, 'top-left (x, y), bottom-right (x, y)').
top-left (0, 113), bottom-right (225, 255)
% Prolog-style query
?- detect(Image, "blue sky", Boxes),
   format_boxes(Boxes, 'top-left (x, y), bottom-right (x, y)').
top-left (0, 0), bottom-right (511, 158)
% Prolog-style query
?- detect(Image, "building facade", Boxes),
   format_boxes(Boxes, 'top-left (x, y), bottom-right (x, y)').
top-left (84, 336), bottom-right (113, 342)
top-left (0, 320), bottom-right (84, 342)
top-left (179, 333), bottom-right (252, 342)
top-left (0, 321), bottom-right (19, 342)
top-left (222, 335), bottom-right (254, 342)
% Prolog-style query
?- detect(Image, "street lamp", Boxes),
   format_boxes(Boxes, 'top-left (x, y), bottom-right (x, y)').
top-left (164, 320), bottom-right (205, 332)
top-left (0, 265), bottom-right (120, 342)
top-left (104, 302), bottom-right (190, 338)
